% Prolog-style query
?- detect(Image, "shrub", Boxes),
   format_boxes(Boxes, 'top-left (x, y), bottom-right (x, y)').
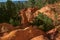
top-left (32, 12), bottom-right (54, 31)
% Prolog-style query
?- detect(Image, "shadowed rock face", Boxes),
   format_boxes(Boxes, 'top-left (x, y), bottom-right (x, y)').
top-left (55, 33), bottom-right (60, 40)
top-left (1, 26), bottom-right (45, 40)
top-left (46, 25), bottom-right (60, 40)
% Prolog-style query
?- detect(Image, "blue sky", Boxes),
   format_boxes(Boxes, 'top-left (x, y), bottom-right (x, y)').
top-left (0, 0), bottom-right (28, 2)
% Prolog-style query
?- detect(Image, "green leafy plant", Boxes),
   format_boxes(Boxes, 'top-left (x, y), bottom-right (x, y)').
top-left (32, 12), bottom-right (54, 31)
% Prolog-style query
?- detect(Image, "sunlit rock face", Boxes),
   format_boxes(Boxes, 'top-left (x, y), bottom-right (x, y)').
top-left (50, 4), bottom-right (60, 25)
top-left (0, 23), bottom-right (14, 32)
top-left (1, 26), bottom-right (45, 40)
top-left (33, 4), bottom-right (60, 26)
top-left (19, 4), bottom-right (60, 26)
top-left (31, 35), bottom-right (49, 40)
top-left (25, 7), bottom-right (38, 22)
top-left (0, 23), bottom-right (14, 36)
top-left (19, 7), bottom-right (38, 27)
top-left (33, 6), bottom-right (55, 21)
top-left (19, 8), bottom-right (28, 25)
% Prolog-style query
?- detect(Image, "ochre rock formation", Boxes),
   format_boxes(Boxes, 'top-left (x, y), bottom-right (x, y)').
top-left (19, 8), bottom-right (28, 25)
top-left (31, 35), bottom-right (49, 40)
top-left (1, 26), bottom-right (45, 40)
top-left (19, 7), bottom-right (38, 26)
top-left (33, 6), bottom-right (55, 21)
top-left (33, 4), bottom-right (60, 26)
top-left (0, 23), bottom-right (14, 36)
top-left (25, 7), bottom-right (38, 22)
top-left (55, 33), bottom-right (60, 40)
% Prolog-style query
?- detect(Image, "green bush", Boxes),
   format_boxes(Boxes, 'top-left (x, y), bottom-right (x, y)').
top-left (32, 12), bottom-right (54, 31)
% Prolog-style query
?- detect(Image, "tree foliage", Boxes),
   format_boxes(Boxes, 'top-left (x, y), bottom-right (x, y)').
top-left (0, 0), bottom-right (60, 27)
top-left (0, 0), bottom-right (21, 26)
top-left (46, 0), bottom-right (57, 4)
top-left (28, 0), bottom-right (36, 7)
